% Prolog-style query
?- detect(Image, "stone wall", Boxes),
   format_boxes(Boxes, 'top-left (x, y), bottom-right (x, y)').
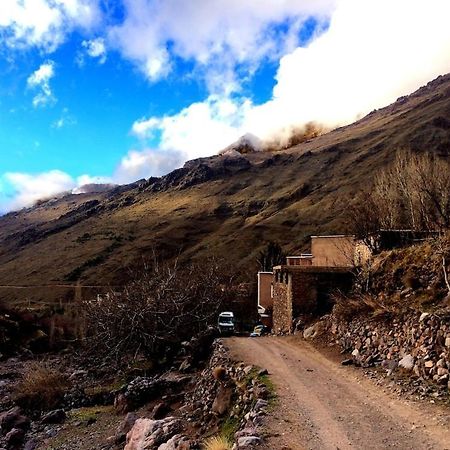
top-left (324, 311), bottom-right (450, 390)
top-left (272, 276), bottom-right (291, 333)
top-left (183, 339), bottom-right (270, 448)
top-left (273, 267), bottom-right (353, 334)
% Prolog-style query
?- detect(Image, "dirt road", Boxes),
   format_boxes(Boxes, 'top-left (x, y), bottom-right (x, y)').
top-left (226, 336), bottom-right (450, 450)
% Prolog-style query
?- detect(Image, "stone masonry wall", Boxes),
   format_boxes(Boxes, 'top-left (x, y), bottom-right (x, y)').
top-left (183, 339), bottom-right (271, 449)
top-left (273, 277), bottom-right (291, 334)
top-left (291, 272), bottom-right (317, 316)
top-left (325, 311), bottom-right (450, 390)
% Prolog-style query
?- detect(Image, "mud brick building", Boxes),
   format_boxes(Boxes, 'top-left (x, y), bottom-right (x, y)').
top-left (272, 265), bottom-right (353, 333)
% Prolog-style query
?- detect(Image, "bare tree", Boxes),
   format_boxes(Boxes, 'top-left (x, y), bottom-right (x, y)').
top-left (82, 258), bottom-right (234, 364)
top-left (349, 151), bottom-right (450, 245)
top-left (257, 242), bottom-right (285, 271)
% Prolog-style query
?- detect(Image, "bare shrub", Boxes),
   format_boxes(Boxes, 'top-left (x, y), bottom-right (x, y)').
top-left (212, 366), bottom-right (227, 382)
top-left (348, 150), bottom-right (450, 252)
top-left (257, 241), bottom-right (285, 272)
top-left (82, 258), bottom-right (234, 364)
top-left (332, 292), bottom-right (391, 321)
top-left (13, 362), bottom-right (70, 410)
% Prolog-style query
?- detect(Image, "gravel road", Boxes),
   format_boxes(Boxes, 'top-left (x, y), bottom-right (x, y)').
top-left (226, 336), bottom-right (450, 450)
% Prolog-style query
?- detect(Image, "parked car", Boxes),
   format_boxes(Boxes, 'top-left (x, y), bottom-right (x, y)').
top-left (218, 311), bottom-right (235, 334)
top-left (250, 324), bottom-right (269, 337)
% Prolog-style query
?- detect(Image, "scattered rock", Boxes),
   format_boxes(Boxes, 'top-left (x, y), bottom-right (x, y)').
top-left (237, 435), bottom-right (262, 448)
top-left (0, 407), bottom-right (30, 434)
top-left (341, 359), bottom-right (353, 366)
top-left (113, 412), bottom-right (138, 444)
top-left (5, 428), bottom-right (26, 448)
top-left (211, 386), bottom-right (232, 416)
top-left (41, 409), bottom-right (66, 424)
top-left (23, 438), bottom-right (38, 450)
top-left (151, 402), bottom-right (169, 420)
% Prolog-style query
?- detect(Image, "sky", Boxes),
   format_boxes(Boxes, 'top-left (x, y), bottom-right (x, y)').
top-left (1, 0), bottom-right (450, 212)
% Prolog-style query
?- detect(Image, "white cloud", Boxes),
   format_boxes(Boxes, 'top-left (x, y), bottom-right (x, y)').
top-left (80, 37), bottom-right (107, 64)
top-left (132, 96), bottom-right (251, 159)
top-left (113, 148), bottom-right (184, 184)
top-left (27, 61), bottom-right (56, 108)
top-left (0, 147), bottom-right (185, 212)
top-left (0, 0), bottom-right (101, 51)
top-left (132, 0), bottom-right (450, 162)
top-left (0, 170), bottom-right (114, 212)
top-left (52, 108), bottom-right (77, 128)
top-left (109, 0), bottom-right (336, 87)
top-left (1, 170), bottom-right (75, 211)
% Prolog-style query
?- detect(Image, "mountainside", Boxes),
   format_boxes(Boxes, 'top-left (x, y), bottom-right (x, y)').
top-left (1, 74), bottom-right (450, 306)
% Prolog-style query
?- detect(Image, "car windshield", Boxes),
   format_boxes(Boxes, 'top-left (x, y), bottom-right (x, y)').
top-left (220, 317), bottom-right (233, 324)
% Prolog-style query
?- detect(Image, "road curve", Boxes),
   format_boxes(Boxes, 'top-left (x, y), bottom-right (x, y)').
top-left (225, 336), bottom-right (450, 450)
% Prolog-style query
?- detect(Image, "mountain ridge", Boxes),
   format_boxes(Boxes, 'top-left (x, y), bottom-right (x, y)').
top-left (1, 73), bottom-right (450, 305)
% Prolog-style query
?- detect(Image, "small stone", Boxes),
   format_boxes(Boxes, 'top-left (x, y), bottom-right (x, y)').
top-left (237, 436), bottom-right (262, 448)
top-left (399, 354), bottom-right (414, 371)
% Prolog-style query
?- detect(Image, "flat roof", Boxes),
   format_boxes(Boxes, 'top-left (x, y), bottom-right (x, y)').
top-left (287, 255), bottom-right (313, 258)
top-left (310, 235), bottom-right (355, 239)
top-left (257, 271), bottom-right (273, 274)
top-left (273, 265), bottom-right (352, 273)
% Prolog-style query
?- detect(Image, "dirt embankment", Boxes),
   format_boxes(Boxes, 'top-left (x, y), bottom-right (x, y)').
top-left (226, 336), bottom-right (450, 450)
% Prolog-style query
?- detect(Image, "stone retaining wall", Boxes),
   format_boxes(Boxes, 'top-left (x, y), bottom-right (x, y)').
top-left (323, 311), bottom-right (450, 390)
top-left (183, 339), bottom-right (270, 449)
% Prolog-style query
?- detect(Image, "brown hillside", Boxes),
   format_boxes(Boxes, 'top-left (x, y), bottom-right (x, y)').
top-left (1, 74), bottom-right (450, 306)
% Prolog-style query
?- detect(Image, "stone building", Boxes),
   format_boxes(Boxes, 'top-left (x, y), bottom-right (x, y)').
top-left (264, 234), bottom-right (358, 334)
top-left (272, 265), bottom-right (353, 333)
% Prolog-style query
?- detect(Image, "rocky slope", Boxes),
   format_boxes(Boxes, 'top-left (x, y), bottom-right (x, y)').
top-left (1, 74), bottom-right (450, 305)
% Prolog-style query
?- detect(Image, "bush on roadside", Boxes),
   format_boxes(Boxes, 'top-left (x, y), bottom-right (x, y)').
top-left (13, 362), bottom-right (70, 410)
top-left (82, 258), bottom-right (236, 365)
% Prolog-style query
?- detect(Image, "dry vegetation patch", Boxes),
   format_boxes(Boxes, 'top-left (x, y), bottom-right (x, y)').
top-left (13, 362), bottom-right (70, 410)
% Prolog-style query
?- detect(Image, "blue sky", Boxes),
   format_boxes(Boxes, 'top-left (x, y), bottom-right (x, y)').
top-left (1, 0), bottom-right (450, 212)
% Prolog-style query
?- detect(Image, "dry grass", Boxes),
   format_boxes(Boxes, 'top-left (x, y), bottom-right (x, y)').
top-left (212, 366), bottom-right (227, 382)
top-left (13, 362), bottom-right (70, 410)
top-left (203, 436), bottom-right (233, 450)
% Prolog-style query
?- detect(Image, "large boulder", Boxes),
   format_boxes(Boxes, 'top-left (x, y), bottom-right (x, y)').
top-left (158, 434), bottom-right (192, 450)
top-left (124, 417), bottom-right (181, 450)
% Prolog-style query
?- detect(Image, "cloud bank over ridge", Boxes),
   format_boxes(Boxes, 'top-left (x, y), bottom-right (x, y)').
top-left (132, 0), bottom-right (450, 164)
top-left (1, 0), bottom-right (450, 212)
